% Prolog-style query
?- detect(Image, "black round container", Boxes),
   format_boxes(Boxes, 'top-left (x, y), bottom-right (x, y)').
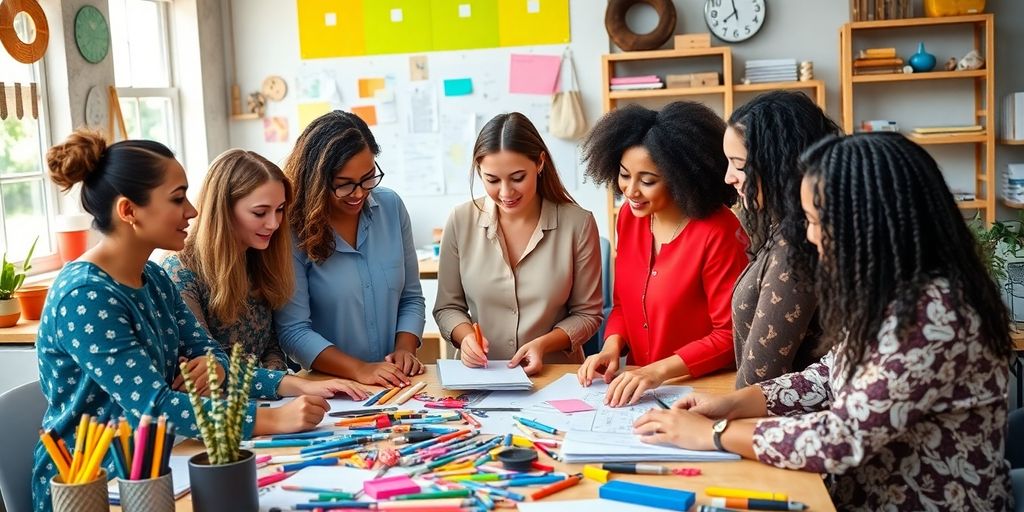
top-left (187, 449), bottom-right (258, 512)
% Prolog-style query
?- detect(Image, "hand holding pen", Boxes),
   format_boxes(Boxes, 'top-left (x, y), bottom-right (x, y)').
top-left (460, 322), bottom-right (490, 368)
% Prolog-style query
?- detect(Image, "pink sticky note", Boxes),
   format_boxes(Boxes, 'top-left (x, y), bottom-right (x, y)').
top-left (509, 54), bottom-right (562, 95)
top-left (547, 399), bottom-right (595, 413)
top-left (363, 474), bottom-right (419, 499)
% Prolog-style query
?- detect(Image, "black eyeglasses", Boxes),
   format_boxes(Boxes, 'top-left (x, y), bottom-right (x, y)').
top-left (333, 163), bottom-right (385, 198)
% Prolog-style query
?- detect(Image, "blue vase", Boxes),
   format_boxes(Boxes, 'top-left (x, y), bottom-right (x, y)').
top-left (909, 42), bottom-right (937, 72)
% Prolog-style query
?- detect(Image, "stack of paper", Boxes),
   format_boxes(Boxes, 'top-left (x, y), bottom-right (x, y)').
top-left (744, 59), bottom-right (798, 83)
top-left (609, 75), bottom-right (664, 91)
top-left (437, 359), bottom-right (533, 391)
top-left (108, 455), bottom-right (191, 504)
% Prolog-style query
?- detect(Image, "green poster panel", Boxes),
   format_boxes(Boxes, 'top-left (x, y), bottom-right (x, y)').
top-left (497, 0), bottom-right (570, 47)
top-left (363, 1), bottom-right (433, 55)
top-left (430, 0), bottom-right (499, 51)
top-left (297, 0), bottom-right (366, 59)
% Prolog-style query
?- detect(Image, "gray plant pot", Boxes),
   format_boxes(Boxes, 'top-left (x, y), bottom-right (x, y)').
top-left (187, 449), bottom-right (258, 512)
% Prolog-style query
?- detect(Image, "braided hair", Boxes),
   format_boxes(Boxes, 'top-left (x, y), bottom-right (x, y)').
top-left (729, 91), bottom-right (840, 282)
top-left (801, 132), bottom-right (1012, 379)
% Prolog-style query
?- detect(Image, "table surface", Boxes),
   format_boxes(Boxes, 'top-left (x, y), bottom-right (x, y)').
top-left (120, 364), bottom-right (836, 511)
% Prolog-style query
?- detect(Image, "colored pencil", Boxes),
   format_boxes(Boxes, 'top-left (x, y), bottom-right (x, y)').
top-left (376, 387), bottom-right (403, 406)
top-left (129, 415), bottom-right (151, 480)
top-left (150, 415), bottom-right (167, 478)
top-left (77, 421), bottom-right (115, 483)
top-left (473, 323), bottom-right (487, 366)
top-left (69, 414), bottom-right (89, 479)
top-left (530, 473), bottom-right (582, 500)
top-left (39, 429), bottom-right (71, 483)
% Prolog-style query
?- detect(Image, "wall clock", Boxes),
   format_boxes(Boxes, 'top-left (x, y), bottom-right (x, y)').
top-left (74, 5), bottom-right (109, 63)
top-left (261, 75), bottom-right (287, 102)
top-left (84, 85), bottom-right (107, 127)
top-left (704, 0), bottom-right (766, 43)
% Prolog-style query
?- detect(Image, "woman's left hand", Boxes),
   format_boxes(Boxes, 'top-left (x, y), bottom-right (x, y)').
top-left (605, 364), bottom-right (667, 407)
top-left (279, 375), bottom-right (370, 401)
top-left (632, 408), bottom-right (716, 451)
top-left (172, 356), bottom-right (224, 396)
top-left (385, 349), bottom-right (425, 376)
top-left (508, 340), bottom-right (545, 376)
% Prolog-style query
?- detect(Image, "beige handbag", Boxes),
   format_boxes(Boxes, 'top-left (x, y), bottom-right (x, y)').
top-left (550, 49), bottom-right (587, 140)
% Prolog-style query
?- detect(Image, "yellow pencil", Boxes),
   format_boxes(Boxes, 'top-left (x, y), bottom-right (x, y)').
top-left (150, 415), bottom-right (167, 479)
top-left (376, 386), bottom-right (403, 406)
top-left (69, 414), bottom-right (89, 480)
top-left (118, 418), bottom-right (132, 470)
top-left (84, 418), bottom-right (99, 462)
top-left (39, 430), bottom-right (71, 483)
top-left (76, 422), bottom-right (115, 484)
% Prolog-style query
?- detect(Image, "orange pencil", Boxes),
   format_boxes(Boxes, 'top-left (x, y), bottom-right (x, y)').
top-left (376, 387), bottom-right (402, 406)
top-left (473, 322), bottom-right (487, 367)
top-left (150, 415), bottom-right (167, 478)
top-left (55, 436), bottom-right (72, 465)
top-left (69, 414), bottom-right (89, 480)
top-left (39, 429), bottom-right (71, 483)
top-left (530, 473), bottom-right (582, 500)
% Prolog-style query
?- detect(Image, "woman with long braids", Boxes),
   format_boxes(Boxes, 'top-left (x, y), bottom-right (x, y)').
top-left (724, 91), bottom-right (841, 387)
top-left (633, 133), bottom-right (1013, 510)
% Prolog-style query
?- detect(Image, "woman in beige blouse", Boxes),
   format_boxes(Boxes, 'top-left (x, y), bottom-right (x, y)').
top-left (433, 112), bottom-right (603, 375)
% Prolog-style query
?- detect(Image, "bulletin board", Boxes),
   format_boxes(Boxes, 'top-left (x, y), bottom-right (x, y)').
top-left (290, 0), bottom-right (589, 198)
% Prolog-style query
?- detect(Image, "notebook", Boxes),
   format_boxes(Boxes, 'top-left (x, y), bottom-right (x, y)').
top-left (107, 455), bottom-right (191, 504)
top-left (436, 359), bottom-right (533, 391)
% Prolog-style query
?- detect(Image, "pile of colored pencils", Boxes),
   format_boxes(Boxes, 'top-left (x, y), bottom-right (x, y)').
top-left (40, 412), bottom-right (174, 484)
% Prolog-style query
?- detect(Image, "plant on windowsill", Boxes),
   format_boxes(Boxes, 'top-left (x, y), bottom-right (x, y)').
top-left (0, 237), bottom-right (39, 327)
top-left (969, 212), bottom-right (1024, 284)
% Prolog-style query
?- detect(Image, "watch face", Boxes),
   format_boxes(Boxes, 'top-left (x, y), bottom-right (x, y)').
top-left (713, 419), bottom-right (729, 432)
top-left (704, 0), bottom-right (766, 43)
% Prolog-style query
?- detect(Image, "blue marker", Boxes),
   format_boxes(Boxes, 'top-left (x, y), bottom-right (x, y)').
top-left (270, 430), bottom-right (336, 441)
top-left (501, 475), bottom-right (564, 487)
top-left (278, 457), bottom-right (340, 473)
top-left (362, 389), bottom-right (389, 407)
top-left (512, 416), bottom-right (559, 435)
top-left (461, 481), bottom-right (526, 502)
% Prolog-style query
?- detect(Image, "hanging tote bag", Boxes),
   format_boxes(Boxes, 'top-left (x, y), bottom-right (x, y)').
top-left (550, 49), bottom-right (588, 140)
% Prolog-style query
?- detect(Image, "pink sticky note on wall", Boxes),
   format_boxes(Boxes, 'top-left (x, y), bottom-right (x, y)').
top-left (509, 54), bottom-right (562, 95)
top-left (547, 399), bottom-right (595, 413)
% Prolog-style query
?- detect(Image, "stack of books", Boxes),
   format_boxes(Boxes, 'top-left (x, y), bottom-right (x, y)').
top-left (854, 48), bottom-right (905, 75)
top-left (609, 75), bottom-right (664, 91)
top-left (743, 59), bottom-right (797, 84)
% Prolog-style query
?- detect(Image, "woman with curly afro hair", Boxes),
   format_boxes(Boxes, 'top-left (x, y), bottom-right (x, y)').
top-left (275, 111), bottom-right (426, 388)
top-left (724, 91), bottom-right (840, 388)
top-left (577, 101), bottom-right (748, 407)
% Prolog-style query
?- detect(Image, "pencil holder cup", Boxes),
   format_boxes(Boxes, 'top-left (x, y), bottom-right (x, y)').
top-left (117, 471), bottom-right (175, 512)
top-left (188, 449), bottom-right (258, 512)
top-left (50, 468), bottom-right (110, 512)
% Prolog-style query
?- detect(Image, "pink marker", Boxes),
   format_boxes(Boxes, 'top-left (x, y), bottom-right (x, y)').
top-left (129, 415), bottom-right (151, 480)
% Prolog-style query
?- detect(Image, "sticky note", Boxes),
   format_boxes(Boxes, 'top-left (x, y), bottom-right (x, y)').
top-left (297, 102), bottom-right (331, 131)
top-left (527, 0), bottom-right (541, 13)
top-left (459, 4), bottom-right (472, 17)
top-left (409, 55), bottom-right (429, 81)
top-left (324, 12), bottom-right (336, 26)
top-left (509, 54), bottom-right (562, 94)
top-left (547, 399), bottom-right (594, 413)
top-left (351, 105), bottom-right (378, 126)
top-left (391, 8), bottom-right (403, 22)
top-left (358, 77), bottom-right (386, 99)
top-left (444, 78), bottom-right (473, 96)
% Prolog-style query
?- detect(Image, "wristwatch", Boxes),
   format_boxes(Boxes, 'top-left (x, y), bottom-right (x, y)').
top-left (712, 418), bottom-right (730, 452)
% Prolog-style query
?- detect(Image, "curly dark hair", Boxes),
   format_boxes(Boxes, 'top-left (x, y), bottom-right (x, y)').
top-left (801, 132), bottom-right (1012, 379)
top-left (284, 110), bottom-right (380, 264)
top-left (582, 101), bottom-right (736, 219)
top-left (728, 91), bottom-right (841, 281)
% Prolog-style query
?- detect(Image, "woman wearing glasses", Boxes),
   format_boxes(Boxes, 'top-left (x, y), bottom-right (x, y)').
top-left (433, 113), bottom-right (603, 375)
top-left (275, 111), bottom-right (426, 387)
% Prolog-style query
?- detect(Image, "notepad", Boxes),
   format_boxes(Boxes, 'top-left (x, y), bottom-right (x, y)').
top-left (108, 455), bottom-right (191, 504)
top-left (437, 359), bottom-right (533, 391)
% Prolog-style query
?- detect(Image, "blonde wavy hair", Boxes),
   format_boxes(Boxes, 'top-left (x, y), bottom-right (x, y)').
top-left (180, 149), bottom-right (295, 323)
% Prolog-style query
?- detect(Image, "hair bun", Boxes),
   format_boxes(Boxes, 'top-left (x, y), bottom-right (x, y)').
top-left (46, 129), bottom-right (108, 190)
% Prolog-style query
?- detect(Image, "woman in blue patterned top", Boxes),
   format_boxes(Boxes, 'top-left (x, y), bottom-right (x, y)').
top-left (276, 111), bottom-right (426, 387)
top-left (33, 131), bottom-right (367, 511)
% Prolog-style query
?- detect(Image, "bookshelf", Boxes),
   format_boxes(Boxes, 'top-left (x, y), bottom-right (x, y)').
top-left (839, 14), bottom-right (996, 223)
top-left (600, 46), bottom-right (825, 250)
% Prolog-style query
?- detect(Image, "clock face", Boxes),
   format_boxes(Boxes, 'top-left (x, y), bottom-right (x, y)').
top-left (74, 5), bottom-right (110, 64)
top-left (704, 0), bottom-right (766, 43)
top-left (261, 76), bottom-right (287, 102)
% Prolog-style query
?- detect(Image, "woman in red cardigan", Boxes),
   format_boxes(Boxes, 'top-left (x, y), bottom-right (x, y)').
top-left (578, 101), bottom-right (748, 407)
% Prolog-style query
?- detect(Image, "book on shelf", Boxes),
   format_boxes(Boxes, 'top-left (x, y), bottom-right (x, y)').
top-left (853, 57), bottom-right (904, 68)
top-left (610, 82), bottom-right (664, 91)
top-left (609, 75), bottom-right (661, 86)
top-left (1002, 93), bottom-right (1024, 141)
top-left (859, 48), bottom-right (897, 59)
top-left (912, 125), bottom-right (984, 135)
top-left (860, 120), bottom-right (899, 132)
top-left (854, 66), bottom-right (907, 75)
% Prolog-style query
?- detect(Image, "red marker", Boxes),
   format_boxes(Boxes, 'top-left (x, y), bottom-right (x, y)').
top-left (530, 473), bottom-right (582, 501)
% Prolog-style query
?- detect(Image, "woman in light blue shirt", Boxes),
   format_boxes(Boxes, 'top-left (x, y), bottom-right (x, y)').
top-left (276, 111), bottom-right (426, 387)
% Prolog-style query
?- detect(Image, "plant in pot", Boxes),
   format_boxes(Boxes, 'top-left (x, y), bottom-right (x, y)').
top-left (968, 212), bottom-right (1024, 284)
top-left (0, 237), bottom-right (38, 327)
top-left (182, 344), bottom-right (258, 512)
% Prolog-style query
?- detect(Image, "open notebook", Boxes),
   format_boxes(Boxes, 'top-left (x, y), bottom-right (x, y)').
top-left (437, 359), bottom-right (533, 391)
top-left (107, 455), bottom-right (191, 504)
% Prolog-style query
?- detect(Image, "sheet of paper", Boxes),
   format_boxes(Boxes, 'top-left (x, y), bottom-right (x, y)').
top-left (509, 54), bottom-right (562, 95)
top-left (400, 133), bottom-right (445, 196)
top-left (263, 116), bottom-right (289, 143)
top-left (439, 108), bottom-right (477, 194)
top-left (436, 359), bottom-right (532, 390)
top-left (409, 55), bottom-right (429, 81)
top-left (259, 466), bottom-right (376, 511)
top-left (408, 82), bottom-right (438, 133)
top-left (518, 499), bottom-right (667, 512)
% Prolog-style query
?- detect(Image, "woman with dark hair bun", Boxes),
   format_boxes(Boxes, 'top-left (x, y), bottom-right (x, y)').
top-left (634, 133), bottom-right (1014, 511)
top-left (32, 131), bottom-right (350, 512)
top-left (577, 101), bottom-right (748, 407)
top-left (724, 91), bottom-right (841, 387)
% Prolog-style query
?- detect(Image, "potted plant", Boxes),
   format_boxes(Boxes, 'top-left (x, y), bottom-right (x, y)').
top-left (0, 237), bottom-right (38, 327)
top-left (969, 212), bottom-right (1024, 283)
top-left (183, 344), bottom-right (259, 512)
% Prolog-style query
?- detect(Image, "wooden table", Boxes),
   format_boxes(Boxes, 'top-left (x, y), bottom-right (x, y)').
top-left (133, 365), bottom-right (835, 511)
top-left (418, 258), bottom-right (439, 279)
top-left (0, 318), bottom-right (39, 344)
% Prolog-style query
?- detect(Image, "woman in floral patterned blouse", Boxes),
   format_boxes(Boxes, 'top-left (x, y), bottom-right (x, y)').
top-left (634, 133), bottom-right (1014, 510)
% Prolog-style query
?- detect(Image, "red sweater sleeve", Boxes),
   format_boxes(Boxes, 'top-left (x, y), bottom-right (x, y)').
top-left (674, 215), bottom-right (748, 377)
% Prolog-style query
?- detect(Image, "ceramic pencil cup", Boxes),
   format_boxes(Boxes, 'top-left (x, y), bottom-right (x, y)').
top-left (117, 471), bottom-right (175, 512)
top-left (50, 468), bottom-right (110, 512)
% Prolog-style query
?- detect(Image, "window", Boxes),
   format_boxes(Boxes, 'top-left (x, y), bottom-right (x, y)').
top-left (109, 0), bottom-right (181, 155)
top-left (0, 14), bottom-right (58, 269)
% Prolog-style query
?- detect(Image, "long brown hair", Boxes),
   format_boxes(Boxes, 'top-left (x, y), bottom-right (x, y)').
top-left (284, 110), bottom-right (379, 263)
top-left (180, 149), bottom-right (294, 324)
top-left (471, 112), bottom-right (576, 205)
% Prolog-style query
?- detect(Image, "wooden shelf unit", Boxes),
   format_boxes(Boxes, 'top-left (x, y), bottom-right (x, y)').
top-left (1001, 139), bottom-right (1024, 146)
top-left (839, 14), bottom-right (996, 223)
top-left (600, 47), bottom-right (825, 250)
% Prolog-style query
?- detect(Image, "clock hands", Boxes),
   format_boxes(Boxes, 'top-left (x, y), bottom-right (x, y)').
top-left (723, 0), bottom-right (739, 23)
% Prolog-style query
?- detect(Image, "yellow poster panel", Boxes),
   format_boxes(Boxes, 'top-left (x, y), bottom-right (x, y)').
top-left (430, 0), bottom-right (499, 51)
top-left (497, 0), bottom-right (570, 47)
top-left (297, 0), bottom-right (366, 59)
top-left (297, 102), bottom-right (332, 132)
top-left (363, 1), bottom-right (433, 55)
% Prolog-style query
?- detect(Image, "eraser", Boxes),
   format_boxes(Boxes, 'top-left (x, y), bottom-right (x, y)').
top-left (363, 474), bottom-right (420, 500)
top-left (583, 465), bottom-right (610, 483)
top-left (599, 480), bottom-right (695, 511)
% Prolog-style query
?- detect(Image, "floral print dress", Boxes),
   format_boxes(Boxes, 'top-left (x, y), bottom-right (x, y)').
top-left (752, 279), bottom-right (1013, 511)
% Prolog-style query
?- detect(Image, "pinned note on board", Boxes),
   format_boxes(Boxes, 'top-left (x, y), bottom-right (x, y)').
top-left (443, 78), bottom-right (474, 97)
top-left (358, 77), bottom-right (387, 99)
top-left (297, 102), bottom-right (331, 131)
top-left (352, 105), bottom-right (378, 125)
top-left (509, 54), bottom-right (562, 94)
top-left (409, 55), bottom-right (429, 81)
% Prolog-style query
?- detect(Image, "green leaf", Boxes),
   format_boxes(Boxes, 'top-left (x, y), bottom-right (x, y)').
top-left (21, 236), bottom-right (37, 272)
